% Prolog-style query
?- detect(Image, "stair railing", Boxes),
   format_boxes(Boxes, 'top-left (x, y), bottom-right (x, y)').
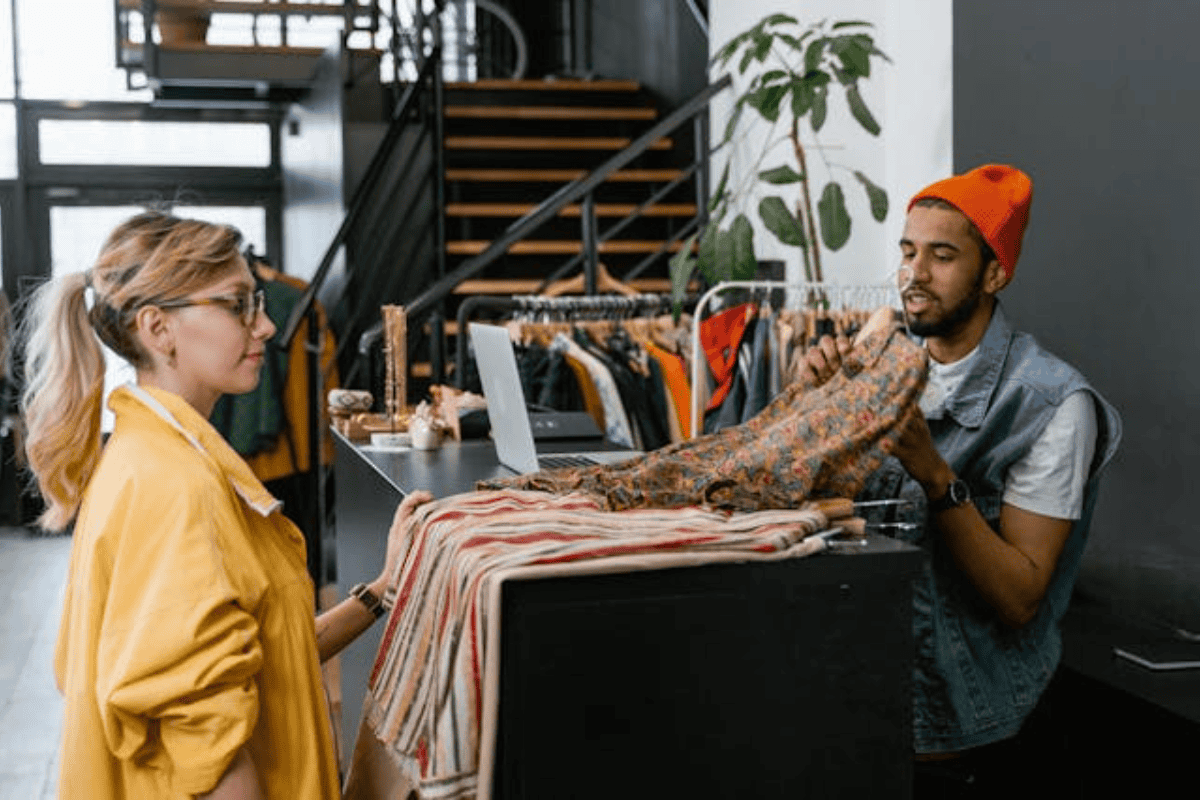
top-left (393, 72), bottom-right (733, 374)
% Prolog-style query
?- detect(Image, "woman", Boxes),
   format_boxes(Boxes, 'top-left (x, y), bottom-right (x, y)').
top-left (23, 211), bottom-right (428, 799)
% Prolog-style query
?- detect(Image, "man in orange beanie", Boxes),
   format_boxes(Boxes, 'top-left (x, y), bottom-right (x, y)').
top-left (807, 164), bottom-right (1122, 795)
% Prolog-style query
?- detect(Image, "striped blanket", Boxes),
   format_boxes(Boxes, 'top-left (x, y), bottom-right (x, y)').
top-left (358, 489), bottom-right (833, 800)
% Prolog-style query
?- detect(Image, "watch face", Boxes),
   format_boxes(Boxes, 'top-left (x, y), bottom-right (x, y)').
top-left (949, 479), bottom-right (970, 505)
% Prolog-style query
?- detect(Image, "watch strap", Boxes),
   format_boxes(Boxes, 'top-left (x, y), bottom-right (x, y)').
top-left (350, 582), bottom-right (387, 620)
top-left (928, 477), bottom-right (970, 514)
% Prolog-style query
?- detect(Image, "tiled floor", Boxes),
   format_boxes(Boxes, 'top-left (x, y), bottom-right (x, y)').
top-left (0, 527), bottom-right (71, 800)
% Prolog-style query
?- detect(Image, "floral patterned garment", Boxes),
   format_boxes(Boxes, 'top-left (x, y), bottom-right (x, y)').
top-left (478, 313), bottom-right (929, 512)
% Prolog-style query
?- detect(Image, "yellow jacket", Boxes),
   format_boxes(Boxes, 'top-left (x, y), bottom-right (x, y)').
top-left (54, 384), bottom-right (340, 799)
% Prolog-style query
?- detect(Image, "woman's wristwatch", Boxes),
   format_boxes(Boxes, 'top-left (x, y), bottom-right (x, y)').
top-left (350, 582), bottom-right (388, 620)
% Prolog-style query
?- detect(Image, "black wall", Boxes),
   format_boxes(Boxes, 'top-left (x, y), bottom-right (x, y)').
top-left (954, 1), bottom-right (1200, 631)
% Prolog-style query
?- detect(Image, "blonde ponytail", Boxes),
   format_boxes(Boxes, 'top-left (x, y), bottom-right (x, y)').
top-left (20, 211), bottom-right (244, 531)
top-left (21, 271), bottom-right (107, 531)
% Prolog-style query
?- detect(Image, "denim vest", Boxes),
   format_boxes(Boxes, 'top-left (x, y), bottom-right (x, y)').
top-left (859, 303), bottom-right (1121, 753)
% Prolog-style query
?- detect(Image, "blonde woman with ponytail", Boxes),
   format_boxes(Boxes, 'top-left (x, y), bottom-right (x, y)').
top-left (25, 212), bottom-right (429, 800)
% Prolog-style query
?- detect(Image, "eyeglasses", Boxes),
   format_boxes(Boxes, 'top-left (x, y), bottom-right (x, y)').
top-left (156, 289), bottom-right (266, 327)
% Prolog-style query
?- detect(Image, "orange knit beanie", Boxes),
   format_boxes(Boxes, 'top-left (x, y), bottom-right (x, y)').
top-left (908, 164), bottom-right (1033, 278)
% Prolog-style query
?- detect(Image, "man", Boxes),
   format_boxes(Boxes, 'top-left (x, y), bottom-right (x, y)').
top-left (806, 164), bottom-right (1121, 785)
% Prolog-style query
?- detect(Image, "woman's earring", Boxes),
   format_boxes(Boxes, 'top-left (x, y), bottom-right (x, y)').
top-left (168, 347), bottom-right (177, 368)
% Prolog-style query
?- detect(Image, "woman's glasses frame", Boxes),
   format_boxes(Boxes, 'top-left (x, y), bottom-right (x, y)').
top-left (155, 288), bottom-right (266, 327)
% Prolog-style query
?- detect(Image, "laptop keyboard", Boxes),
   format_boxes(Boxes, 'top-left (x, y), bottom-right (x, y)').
top-left (539, 454), bottom-right (600, 469)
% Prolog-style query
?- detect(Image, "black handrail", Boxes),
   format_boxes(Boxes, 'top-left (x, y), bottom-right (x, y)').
top-left (280, 46), bottom-right (443, 348)
top-left (399, 73), bottom-right (733, 325)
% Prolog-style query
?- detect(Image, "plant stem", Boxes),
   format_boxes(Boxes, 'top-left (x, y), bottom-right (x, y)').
top-left (791, 118), bottom-right (823, 283)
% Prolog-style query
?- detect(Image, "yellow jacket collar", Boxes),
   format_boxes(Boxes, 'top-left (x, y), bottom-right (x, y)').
top-left (112, 383), bottom-right (282, 517)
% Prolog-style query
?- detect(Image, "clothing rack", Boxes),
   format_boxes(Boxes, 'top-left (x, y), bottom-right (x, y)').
top-left (454, 292), bottom-right (694, 389)
top-left (688, 280), bottom-right (898, 437)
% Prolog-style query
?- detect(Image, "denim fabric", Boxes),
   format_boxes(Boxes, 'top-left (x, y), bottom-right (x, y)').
top-left (859, 303), bottom-right (1121, 753)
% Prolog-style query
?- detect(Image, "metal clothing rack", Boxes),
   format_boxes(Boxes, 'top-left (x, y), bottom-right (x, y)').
top-left (454, 292), bottom-right (693, 388)
top-left (688, 280), bottom-right (898, 438)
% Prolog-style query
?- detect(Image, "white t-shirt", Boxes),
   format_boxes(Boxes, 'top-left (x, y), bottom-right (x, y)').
top-left (921, 347), bottom-right (1097, 521)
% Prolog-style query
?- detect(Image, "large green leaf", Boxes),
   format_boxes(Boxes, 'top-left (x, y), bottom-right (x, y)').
top-left (738, 46), bottom-right (757, 74)
top-left (727, 213), bottom-right (758, 280)
top-left (759, 164), bottom-right (804, 184)
top-left (759, 196), bottom-right (807, 247)
top-left (709, 162), bottom-right (730, 212)
top-left (790, 81), bottom-right (813, 117)
top-left (697, 223), bottom-right (720, 282)
top-left (776, 31), bottom-right (812, 54)
top-left (832, 20), bottom-right (873, 30)
top-left (804, 37), bottom-right (827, 74)
top-left (713, 29), bottom-right (754, 68)
top-left (669, 233), bottom-right (698, 317)
top-left (853, 170), bottom-right (889, 222)
top-left (721, 101), bottom-right (744, 145)
top-left (747, 83), bottom-right (788, 122)
top-left (831, 35), bottom-right (872, 79)
top-left (810, 85), bottom-right (828, 131)
top-left (762, 13), bottom-right (799, 27)
top-left (818, 181), bottom-right (852, 250)
top-left (715, 214), bottom-right (753, 283)
top-left (752, 32), bottom-right (773, 62)
top-left (845, 83), bottom-right (881, 135)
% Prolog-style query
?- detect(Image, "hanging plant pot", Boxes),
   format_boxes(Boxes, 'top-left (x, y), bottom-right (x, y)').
top-left (157, 1), bottom-right (211, 46)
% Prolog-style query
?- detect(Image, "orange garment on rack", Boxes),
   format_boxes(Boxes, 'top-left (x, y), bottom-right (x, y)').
top-left (700, 303), bottom-right (754, 411)
top-left (644, 340), bottom-right (691, 440)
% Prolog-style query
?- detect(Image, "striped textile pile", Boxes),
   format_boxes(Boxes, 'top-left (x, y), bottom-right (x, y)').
top-left (360, 489), bottom-right (834, 800)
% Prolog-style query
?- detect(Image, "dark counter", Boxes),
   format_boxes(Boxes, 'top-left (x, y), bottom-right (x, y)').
top-left (333, 430), bottom-right (926, 798)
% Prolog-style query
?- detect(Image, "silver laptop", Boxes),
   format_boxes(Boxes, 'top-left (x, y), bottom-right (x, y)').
top-left (468, 322), bottom-right (641, 474)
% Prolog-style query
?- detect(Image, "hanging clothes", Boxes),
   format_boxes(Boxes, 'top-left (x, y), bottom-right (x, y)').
top-left (479, 312), bottom-right (928, 512)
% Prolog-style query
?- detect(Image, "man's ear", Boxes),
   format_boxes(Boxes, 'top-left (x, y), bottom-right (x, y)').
top-left (983, 258), bottom-right (1011, 294)
top-left (132, 305), bottom-right (175, 365)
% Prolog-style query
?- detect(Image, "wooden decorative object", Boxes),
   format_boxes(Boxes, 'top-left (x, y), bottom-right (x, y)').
top-left (382, 305), bottom-right (407, 427)
top-left (157, 0), bottom-right (211, 46)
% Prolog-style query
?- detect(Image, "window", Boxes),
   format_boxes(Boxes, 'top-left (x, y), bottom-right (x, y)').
top-left (39, 119), bottom-right (271, 167)
top-left (16, 0), bottom-right (150, 102)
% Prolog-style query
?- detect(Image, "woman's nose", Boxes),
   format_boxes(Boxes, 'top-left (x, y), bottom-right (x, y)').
top-left (254, 311), bottom-right (277, 341)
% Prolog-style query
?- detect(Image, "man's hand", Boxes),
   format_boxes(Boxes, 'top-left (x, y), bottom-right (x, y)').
top-left (889, 406), bottom-right (953, 496)
top-left (374, 490), bottom-right (434, 594)
top-left (801, 333), bottom-right (852, 387)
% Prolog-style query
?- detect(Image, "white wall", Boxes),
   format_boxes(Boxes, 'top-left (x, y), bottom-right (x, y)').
top-left (708, 0), bottom-right (952, 288)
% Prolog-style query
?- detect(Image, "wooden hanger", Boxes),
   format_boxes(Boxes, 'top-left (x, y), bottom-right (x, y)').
top-left (541, 262), bottom-right (640, 298)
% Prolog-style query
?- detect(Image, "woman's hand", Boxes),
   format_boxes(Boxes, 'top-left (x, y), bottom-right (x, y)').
top-left (371, 490), bottom-right (434, 595)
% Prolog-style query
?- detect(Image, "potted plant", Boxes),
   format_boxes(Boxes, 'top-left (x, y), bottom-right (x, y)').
top-left (671, 15), bottom-right (891, 311)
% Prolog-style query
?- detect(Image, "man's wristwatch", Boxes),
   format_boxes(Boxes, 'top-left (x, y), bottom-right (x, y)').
top-left (350, 582), bottom-right (388, 620)
top-left (928, 477), bottom-right (971, 514)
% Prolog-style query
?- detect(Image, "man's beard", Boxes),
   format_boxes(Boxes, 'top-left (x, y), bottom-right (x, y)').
top-left (904, 270), bottom-right (986, 338)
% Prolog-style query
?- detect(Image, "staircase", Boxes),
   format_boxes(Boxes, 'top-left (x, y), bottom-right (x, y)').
top-left (420, 77), bottom-right (700, 388)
